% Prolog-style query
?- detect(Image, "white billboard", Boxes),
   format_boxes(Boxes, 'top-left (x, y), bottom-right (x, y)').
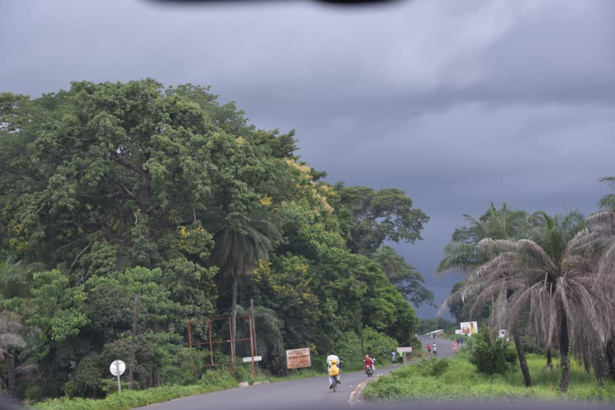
top-left (459, 321), bottom-right (478, 335)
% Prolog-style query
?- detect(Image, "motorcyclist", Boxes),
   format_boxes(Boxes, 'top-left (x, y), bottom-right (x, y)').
top-left (364, 354), bottom-right (374, 375)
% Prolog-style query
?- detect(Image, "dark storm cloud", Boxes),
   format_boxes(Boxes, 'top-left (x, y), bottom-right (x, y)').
top-left (1, 0), bottom-right (614, 318)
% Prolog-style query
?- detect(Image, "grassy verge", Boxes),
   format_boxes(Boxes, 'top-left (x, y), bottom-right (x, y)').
top-left (30, 366), bottom-right (327, 410)
top-left (363, 353), bottom-right (615, 403)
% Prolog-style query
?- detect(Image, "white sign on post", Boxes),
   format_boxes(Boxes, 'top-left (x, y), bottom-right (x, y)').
top-left (110, 360), bottom-right (126, 394)
top-left (242, 356), bottom-right (263, 363)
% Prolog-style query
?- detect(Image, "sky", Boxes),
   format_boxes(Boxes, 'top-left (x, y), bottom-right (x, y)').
top-left (2, 0), bottom-right (614, 319)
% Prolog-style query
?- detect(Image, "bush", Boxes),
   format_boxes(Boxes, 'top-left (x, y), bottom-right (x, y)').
top-left (335, 327), bottom-right (398, 370)
top-left (469, 330), bottom-right (517, 376)
top-left (415, 358), bottom-right (450, 378)
top-left (64, 354), bottom-right (104, 398)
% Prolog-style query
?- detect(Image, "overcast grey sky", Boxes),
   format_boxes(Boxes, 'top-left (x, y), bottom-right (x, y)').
top-left (2, 0), bottom-right (614, 319)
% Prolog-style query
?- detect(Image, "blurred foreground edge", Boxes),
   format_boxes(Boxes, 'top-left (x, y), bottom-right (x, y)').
top-left (146, 0), bottom-right (403, 5)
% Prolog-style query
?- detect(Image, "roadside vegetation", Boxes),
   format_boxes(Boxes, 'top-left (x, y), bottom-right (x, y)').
top-left (363, 349), bottom-right (615, 403)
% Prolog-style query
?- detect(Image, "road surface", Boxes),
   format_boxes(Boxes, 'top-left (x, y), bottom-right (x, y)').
top-left (137, 336), bottom-right (461, 410)
top-left (418, 334), bottom-right (458, 359)
top-left (135, 365), bottom-right (395, 410)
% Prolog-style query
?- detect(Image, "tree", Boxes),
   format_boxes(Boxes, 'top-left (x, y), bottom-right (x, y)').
top-left (0, 311), bottom-right (26, 400)
top-left (209, 211), bottom-right (279, 361)
top-left (331, 185), bottom-right (429, 255)
top-left (436, 202), bottom-right (536, 387)
top-left (598, 176), bottom-right (615, 210)
top-left (373, 246), bottom-right (434, 308)
top-left (468, 211), bottom-right (615, 391)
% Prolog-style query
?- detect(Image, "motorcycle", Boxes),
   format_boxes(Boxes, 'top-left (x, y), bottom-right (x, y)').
top-left (365, 365), bottom-right (374, 377)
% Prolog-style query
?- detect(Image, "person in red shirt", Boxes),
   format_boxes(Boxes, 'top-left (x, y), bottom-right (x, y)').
top-left (427, 343), bottom-right (432, 355)
top-left (364, 354), bottom-right (374, 375)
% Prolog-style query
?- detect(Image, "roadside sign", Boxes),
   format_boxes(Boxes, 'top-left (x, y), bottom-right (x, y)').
top-left (109, 360), bottom-right (126, 394)
top-left (242, 356), bottom-right (263, 363)
top-left (110, 360), bottom-right (126, 376)
top-left (452, 343), bottom-right (459, 351)
top-left (396, 347), bottom-right (412, 353)
top-left (286, 348), bottom-right (311, 369)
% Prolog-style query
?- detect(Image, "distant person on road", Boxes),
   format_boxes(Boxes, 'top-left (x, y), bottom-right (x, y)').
top-left (432, 343), bottom-right (438, 357)
top-left (427, 343), bottom-right (431, 355)
top-left (364, 354), bottom-right (374, 373)
top-left (391, 351), bottom-right (396, 364)
top-left (326, 350), bottom-right (341, 388)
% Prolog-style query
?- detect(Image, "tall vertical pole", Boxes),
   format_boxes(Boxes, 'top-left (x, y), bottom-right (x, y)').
top-left (208, 319), bottom-right (214, 366)
top-left (187, 321), bottom-right (192, 348)
top-left (248, 315), bottom-right (256, 383)
top-left (229, 317), bottom-right (234, 365)
top-left (129, 295), bottom-right (139, 389)
top-left (116, 362), bottom-right (122, 394)
top-left (250, 299), bottom-right (258, 357)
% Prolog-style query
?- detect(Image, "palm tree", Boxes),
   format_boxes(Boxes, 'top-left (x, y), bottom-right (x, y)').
top-left (598, 176), bottom-right (615, 210)
top-left (468, 211), bottom-right (615, 391)
top-left (0, 255), bottom-right (41, 399)
top-left (436, 202), bottom-right (535, 387)
top-left (0, 255), bottom-right (42, 301)
top-left (208, 210), bottom-right (280, 362)
top-left (0, 310), bottom-right (26, 400)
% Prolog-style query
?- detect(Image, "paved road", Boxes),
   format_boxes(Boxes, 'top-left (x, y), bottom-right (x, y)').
top-left (136, 365), bottom-right (396, 410)
top-left (136, 338), bottom-right (460, 410)
top-left (136, 337), bottom-right (460, 410)
top-left (418, 335), bottom-right (459, 359)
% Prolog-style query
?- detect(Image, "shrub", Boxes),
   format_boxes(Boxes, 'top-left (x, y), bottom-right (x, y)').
top-left (415, 358), bottom-right (450, 378)
top-left (469, 330), bottom-right (517, 376)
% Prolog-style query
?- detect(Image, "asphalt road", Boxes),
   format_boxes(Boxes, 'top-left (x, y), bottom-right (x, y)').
top-left (418, 334), bottom-right (459, 359)
top-left (135, 365), bottom-right (396, 410)
top-left (136, 336), bottom-right (457, 410)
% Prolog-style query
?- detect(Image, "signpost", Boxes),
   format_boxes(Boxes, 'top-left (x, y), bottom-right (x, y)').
top-left (396, 347), bottom-right (413, 365)
top-left (109, 360), bottom-right (126, 394)
top-left (286, 348), bottom-right (311, 370)
top-left (242, 356), bottom-right (263, 363)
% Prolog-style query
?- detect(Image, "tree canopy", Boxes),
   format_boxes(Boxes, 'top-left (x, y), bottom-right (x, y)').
top-left (0, 80), bottom-right (428, 401)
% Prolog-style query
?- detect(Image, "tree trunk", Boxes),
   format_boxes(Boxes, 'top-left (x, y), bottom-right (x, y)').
top-left (606, 337), bottom-right (615, 381)
top-left (546, 348), bottom-right (552, 368)
top-left (231, 272), bottom-right (238, 364)
top-left (7, 350), bottom-right (16, 399)
top-left (129, 295), bottom-right (139, 390)
top-left (559, 312), bottom-right (570, 393)
top-left (594, 348), bottom-right (607, 387)
top-left (513, 331), bottom-right (531, 387)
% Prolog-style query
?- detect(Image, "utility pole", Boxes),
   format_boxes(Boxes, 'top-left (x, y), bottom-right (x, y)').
top-left (250, 298), bottom-right (258, 357)
top-left (129, 295), bottom-right (139, 389)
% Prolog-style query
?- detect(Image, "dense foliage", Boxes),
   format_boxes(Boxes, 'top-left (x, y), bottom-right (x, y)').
top-left (0, 80), bottom-right (432, 401)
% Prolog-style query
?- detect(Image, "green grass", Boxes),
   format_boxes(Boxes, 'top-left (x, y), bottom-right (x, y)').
top-left (363, 353), bottom-right (615, 403)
